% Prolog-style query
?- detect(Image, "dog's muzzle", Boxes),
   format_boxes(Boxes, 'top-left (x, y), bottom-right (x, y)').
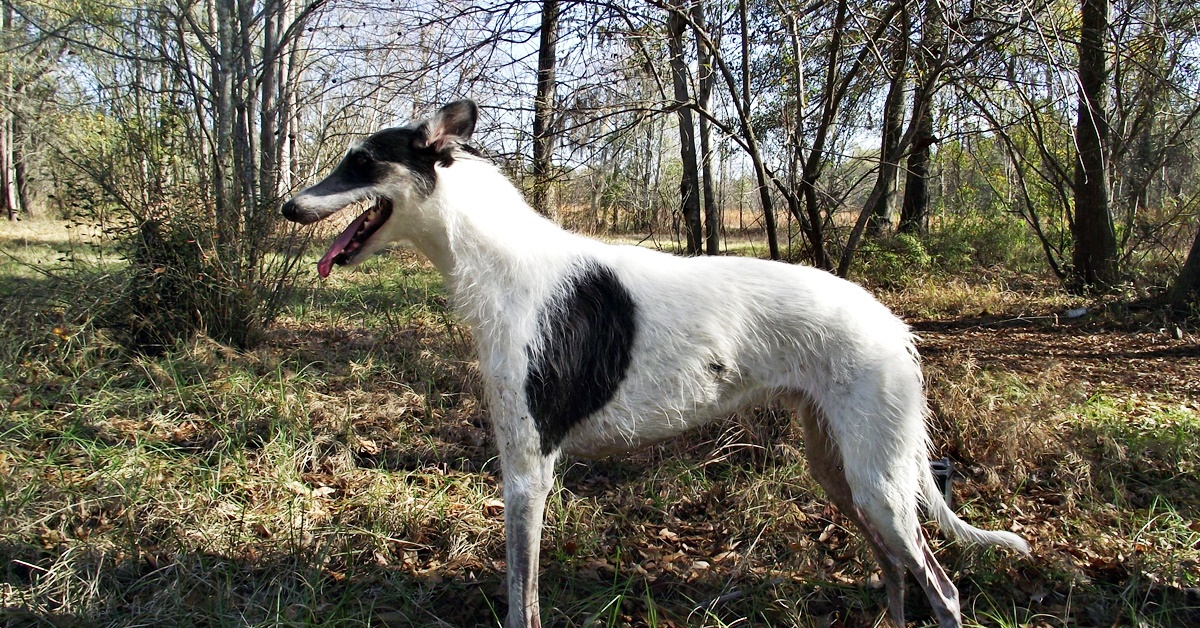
top-left (280, 199), bottom-right (304, 223)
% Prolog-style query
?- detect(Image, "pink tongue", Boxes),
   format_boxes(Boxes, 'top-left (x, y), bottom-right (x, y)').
top-left (317, 209), bottom-right (373, 278)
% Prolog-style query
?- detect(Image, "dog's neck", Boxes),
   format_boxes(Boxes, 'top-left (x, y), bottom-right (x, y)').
top-left (414, 158), bottom-right (581, 331)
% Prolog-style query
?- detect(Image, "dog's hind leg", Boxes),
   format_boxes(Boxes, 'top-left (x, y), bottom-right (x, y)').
top-left (853, 491), bottom-right (962, 628)
top-left (502, 452), bottom-right (556, 628)
top-left (795, 401), bottom-right (907, 626)
top-left (913, 518), bottom-right (961, 623)
top-left (825, 420), bottom-right (963, 628)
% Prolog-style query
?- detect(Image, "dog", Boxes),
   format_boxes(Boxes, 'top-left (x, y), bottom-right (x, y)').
top-left (281, 100), bottom-right (1030, 628)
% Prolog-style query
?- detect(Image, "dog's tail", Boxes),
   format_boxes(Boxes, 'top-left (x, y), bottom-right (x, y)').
top-left (919, 463), bottom-right (1031, 554)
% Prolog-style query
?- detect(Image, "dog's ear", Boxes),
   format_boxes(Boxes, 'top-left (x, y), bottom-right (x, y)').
top-left (417, 100), bottom-right (477, 153)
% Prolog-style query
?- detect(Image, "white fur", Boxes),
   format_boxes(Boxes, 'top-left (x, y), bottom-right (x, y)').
top-left (428, 159), bottom-right (931, 463)
top-left (284, 105), bottom-right (1029, 628)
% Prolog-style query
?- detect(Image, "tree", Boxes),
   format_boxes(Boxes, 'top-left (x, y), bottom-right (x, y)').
top-left (531, 0), bottom-right (560, 217)
top-left (798, 0), bottom-right (906, 272)
top-left (1072, 0), bottom-right (1120, 289)
top-left (733, 0), bottom-right (779, 260)
top-left (867, 0), bottom-right (909, 236)
top-left (0, 2), bottom-right (20, 220)
top-left (691, 1), bottom-right (719, 255)
top-left (899, 0), bottom-right (943, 235)
top-left (666, 2), bottom-right (702, 255)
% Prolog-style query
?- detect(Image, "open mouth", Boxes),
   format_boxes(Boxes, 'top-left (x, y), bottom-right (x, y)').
top-left (317, 198), bottom-right (393, 278)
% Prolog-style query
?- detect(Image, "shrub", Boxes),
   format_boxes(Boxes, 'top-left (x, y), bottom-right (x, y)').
top-left (925, 213), bottom-right (1043, 273)
top-left (102, 211), bottom-right (310, 353)
top-left (53, 102), bottom-right (309, 353)
top-left (854, 232), bottom-right (933, 288)
top-left (97, 220), bottom-right (273, 352)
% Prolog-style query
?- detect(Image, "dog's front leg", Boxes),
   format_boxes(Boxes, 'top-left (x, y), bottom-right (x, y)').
top-left (502, 449), bottom-right (555, 628)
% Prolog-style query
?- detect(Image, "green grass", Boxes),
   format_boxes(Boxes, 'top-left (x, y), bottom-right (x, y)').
top-left (3, 218), bottom-right (1199, 626)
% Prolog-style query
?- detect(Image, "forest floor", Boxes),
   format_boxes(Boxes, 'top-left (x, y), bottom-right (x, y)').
top-left (2, 218), bottom-right (1198, 627)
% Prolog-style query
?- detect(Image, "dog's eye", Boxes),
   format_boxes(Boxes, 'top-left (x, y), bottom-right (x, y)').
top-left (353, 154), bottom-right (370, 167)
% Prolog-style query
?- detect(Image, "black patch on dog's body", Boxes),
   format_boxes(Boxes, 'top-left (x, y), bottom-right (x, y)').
top-left (525, 263), bottom-right (638, 455)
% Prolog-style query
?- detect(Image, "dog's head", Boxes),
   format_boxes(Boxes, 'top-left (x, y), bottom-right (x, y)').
top-left (281, 100), bottom-right (478, 277)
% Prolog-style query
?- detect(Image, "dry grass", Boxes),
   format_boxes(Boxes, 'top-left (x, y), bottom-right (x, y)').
top-left (2, 221), bottom-right (1198, 627)
top-left (878, 274), bottom-right (1080, 321)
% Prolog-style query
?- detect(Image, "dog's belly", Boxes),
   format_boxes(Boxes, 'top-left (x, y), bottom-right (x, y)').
top-left (556, 383), bottom-right (768, 458)
top-left (556, 411), bottom-right (719, 458)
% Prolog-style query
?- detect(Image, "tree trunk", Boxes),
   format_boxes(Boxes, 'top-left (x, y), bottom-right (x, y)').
top-left (692, 2), bottom-right (719, 255)
top-left (235, 0), bottom-right (258, 231)
top-left (531, 0), bottom-right (559, 217)
top-left (213, 0), bottom-right (236, 246)
top-left (739, 0), bottom-right (779, 259)
top-left (1, 3), bottom-right (17, 220)
top-left (667, 5), bottom-right (702, 255)
top-left (867, 2), bottom-right (909, 237)
top-left (1168, 222), bottom-right (1200, 310)
top-left (0, 113), bottom-right (13, 220)
top-left (13, 127), bottom-right (29, 218)
top-left (899, 117), bottom-right (933, 235)
top-left (258, 0), bottom-right (282, 205)
top-left (900, 0), bottom-right (941, 235)
top-left (280, 0), bottom-right (306, 196)
top-left (781, 12), bottom-right (821, 261)
top-left (1072, 0), bottom-right (1119, 289)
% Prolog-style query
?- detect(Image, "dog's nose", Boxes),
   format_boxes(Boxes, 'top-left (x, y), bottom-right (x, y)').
top-left (281, 199), bottom-right (298, 221)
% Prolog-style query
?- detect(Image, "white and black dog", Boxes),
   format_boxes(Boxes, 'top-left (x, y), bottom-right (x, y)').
top-left (282, 100), bottom-right (1029, 628)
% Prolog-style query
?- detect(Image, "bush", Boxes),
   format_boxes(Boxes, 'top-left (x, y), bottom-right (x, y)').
top-left (97, 216), bottom-right (303, 354)
top-left (854, 232), bottom-right (933, 288)
top-left (852, 210), bottom-right (1054, 289)
top-left (924, 213), bottom-right (1042, 273)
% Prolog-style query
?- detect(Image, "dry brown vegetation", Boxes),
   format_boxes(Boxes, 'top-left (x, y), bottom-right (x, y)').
top-left (2, 219), bottom-right (1198, 627)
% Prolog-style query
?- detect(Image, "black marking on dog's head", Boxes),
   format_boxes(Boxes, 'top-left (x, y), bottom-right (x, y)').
top-left (360, 127), bottom-right (439, 195)
top-left (525, 263), bottom-right (638, 456)
top-left (290, 100), bottom-right (480, 208)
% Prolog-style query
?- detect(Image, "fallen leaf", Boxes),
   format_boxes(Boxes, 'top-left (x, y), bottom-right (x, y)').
top-left (483, 498), bottom-right (504, 517)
